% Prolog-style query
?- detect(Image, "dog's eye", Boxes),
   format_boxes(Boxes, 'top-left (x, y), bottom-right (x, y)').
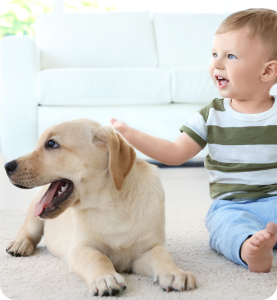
top-left (47, 140), bottom-right (59, 149)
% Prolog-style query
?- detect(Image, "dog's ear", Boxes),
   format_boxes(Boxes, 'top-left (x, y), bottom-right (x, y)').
top-left (93, 125), bottom-right (136, 190)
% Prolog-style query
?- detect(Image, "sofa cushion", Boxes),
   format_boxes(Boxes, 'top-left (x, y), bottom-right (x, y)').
top-left (153, 13), bottom-right (229, 69)
top-left (171, 67), bottom-right (220, 104)
top-left (36, 11), bottom-right (158, 69)
top-left (38, 68), bottom-right (171, 105)
top-left (38, 104), bottom-right (209, 159)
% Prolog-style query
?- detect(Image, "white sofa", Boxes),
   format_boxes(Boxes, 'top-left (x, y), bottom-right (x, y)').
top-left (1, 11), bottom-right (277, 163)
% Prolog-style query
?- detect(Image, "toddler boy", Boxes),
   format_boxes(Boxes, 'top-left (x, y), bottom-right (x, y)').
top-left (110, 8), bottom-right (277, 272)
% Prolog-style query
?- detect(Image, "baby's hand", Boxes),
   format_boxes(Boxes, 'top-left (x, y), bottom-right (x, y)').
top-left (110, 118), bottom-right (128, 136)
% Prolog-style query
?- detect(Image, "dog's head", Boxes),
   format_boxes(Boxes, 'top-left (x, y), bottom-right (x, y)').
top-left (4, 119), bottom-right (136, 219)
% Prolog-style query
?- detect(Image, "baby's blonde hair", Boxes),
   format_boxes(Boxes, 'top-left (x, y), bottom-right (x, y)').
top-left (216, 8), bottom-right (277, 61)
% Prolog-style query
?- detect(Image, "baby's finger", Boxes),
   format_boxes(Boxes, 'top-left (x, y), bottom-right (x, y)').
top-left (110, 118), bottom-right (117, 125)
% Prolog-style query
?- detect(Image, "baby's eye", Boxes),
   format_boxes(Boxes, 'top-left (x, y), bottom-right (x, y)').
top-left (212, 53), bottom-right (218, 58)
top-left (228, 54), bottom-right (237, 59)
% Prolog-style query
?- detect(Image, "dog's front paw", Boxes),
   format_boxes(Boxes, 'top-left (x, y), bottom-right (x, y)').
top-left (155, 269), bottom-right (197, 292)
top-left (6, 238), bottom-right (34, 257)
top-left (90, 273), bottom-right (127, 297)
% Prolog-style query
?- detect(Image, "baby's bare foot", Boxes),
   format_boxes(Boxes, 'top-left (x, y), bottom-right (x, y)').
top-left (241, 222), bottom-right (277, 273)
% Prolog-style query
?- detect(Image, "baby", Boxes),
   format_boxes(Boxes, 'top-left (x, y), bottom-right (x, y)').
top-left (110, 8), bottom-right (277, 273)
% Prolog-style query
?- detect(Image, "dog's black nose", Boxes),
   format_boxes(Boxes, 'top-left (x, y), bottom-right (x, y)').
top-left (4, 160), bottom-right (18, 176)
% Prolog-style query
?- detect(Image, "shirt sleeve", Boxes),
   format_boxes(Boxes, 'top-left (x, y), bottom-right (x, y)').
top-left (179, 111), bottom-right (207, 149)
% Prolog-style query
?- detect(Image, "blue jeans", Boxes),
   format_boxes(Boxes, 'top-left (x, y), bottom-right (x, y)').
top-left (205, 196), bottom-right (277, 267)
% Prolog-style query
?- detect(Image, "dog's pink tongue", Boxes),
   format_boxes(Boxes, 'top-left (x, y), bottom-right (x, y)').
top-left (34, 181), bottom-right (60, 217)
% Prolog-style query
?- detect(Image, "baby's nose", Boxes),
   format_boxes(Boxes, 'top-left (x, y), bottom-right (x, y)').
top-left (213, 59), bottom-right (224, 70)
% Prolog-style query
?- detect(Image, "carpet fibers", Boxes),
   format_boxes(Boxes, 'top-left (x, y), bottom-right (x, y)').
top-left (0, 206), bottom-right (276, 300)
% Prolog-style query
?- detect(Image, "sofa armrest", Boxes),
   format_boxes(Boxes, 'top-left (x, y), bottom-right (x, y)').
top-left (0, 36), bottom-right (40, 163)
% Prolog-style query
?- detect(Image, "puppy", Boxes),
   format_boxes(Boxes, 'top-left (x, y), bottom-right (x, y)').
top-left (5, 119), bottom-right (196, 296)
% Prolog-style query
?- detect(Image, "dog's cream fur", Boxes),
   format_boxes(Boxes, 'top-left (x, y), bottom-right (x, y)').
top-left (6, 119), bottom-right (196, 296)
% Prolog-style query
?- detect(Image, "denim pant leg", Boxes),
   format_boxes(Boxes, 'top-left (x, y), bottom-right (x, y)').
top-left (205, 200), bottom-right (265, 267)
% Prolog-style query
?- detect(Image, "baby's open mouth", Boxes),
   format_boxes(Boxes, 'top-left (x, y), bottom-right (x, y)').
top-left (215, 75), bottom-right (229, 88)
top-left (34, 179), bottom-right (74, 217)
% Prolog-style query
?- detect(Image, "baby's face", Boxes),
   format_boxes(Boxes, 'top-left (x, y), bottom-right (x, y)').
top-left (209, 26), bottom-right (269, 100)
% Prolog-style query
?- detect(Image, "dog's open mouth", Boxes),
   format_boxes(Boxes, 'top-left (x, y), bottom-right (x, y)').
top-left (34, 179), bottom-right (74, 217)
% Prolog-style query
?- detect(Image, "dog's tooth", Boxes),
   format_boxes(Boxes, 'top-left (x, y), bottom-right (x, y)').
top-left (61, 186), bottom-right (66, 192)
top-left (58, 191), bottom-right (62, 196)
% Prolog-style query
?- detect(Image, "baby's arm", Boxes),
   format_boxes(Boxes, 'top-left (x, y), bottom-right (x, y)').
top-left (110, 118), bottom-right (202, 165)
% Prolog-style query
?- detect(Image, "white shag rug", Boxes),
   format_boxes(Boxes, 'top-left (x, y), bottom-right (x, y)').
top-left (0, 206), bottom-right (276, 300)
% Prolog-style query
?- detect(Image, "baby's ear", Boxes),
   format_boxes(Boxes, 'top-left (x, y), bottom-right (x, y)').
top-left (261, 60), bottom-right (277, 83)
top-left (93, 125), bottom-right (136, 190)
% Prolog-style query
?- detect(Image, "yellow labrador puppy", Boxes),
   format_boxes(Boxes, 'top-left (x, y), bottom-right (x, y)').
top-left (5, 119), bottom-right (196, 296)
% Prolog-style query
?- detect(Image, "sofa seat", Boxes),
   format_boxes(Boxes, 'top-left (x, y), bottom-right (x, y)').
top-left (38, 68), bottom-right (171, 106)
top-left (38, 104), bottom-right (209, 160)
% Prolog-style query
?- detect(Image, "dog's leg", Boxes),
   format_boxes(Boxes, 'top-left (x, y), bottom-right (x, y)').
top-left (132, 245), bottom-right (197, 291)
top-left (68, 246), bottom-right (127, 296)
top-left (6, 186), bottom-right (47, 257)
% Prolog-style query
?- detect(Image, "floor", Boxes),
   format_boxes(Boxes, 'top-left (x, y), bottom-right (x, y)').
top-left (0, 154), bottom-right (211, 211)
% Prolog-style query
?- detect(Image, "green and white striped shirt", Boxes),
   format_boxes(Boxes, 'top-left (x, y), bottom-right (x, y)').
top-left (180, 96), bottom-right (277, 201)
